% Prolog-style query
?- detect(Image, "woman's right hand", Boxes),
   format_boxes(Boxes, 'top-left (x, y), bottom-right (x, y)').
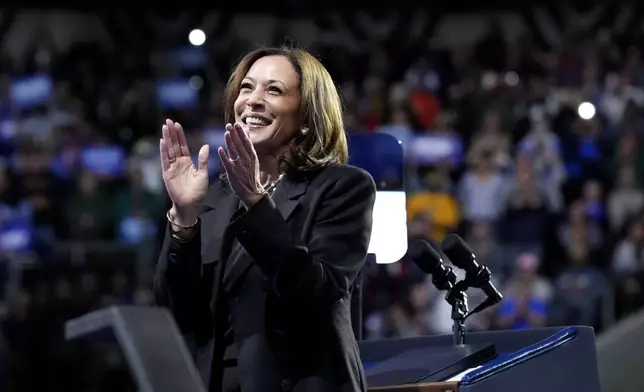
top-left (160, 119), bottom-right (210, 225)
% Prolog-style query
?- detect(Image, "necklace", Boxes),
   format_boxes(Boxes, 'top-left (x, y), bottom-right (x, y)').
top-left (264, 173), bottom-right (284, 195)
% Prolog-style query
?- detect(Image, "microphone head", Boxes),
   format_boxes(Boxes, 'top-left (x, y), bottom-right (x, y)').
top-left (407, 240), bottom-right (443, 275)
top-left (440, 234), bottom-right (475, 271)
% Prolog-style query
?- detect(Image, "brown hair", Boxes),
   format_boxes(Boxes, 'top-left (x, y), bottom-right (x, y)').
top-left (223, 46), bottom-right (348, 174)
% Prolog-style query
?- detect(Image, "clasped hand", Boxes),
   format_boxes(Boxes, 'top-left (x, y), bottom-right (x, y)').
top-left (218, 123), bottom-right (266, 209)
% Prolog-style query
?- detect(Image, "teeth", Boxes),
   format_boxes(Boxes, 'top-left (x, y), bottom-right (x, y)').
top-left (245, 117), bottom-right (269, 126)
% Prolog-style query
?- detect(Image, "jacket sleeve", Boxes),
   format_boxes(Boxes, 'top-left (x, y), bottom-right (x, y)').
top-left (229, 168), bottom-right (376, 306)
top-left (153, 222), bottom-right (205, 334)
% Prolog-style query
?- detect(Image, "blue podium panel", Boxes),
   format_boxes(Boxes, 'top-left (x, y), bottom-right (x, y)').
top-left (360, 326), bottom-right (600, 392)
top-left (366, 343), bottom-right (495, 386)
top-left (458, 327), bottom-right (596, 392)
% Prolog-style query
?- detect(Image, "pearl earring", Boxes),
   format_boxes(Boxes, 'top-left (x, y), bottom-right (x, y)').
top-left (301, 127), bottom-right (309, 135)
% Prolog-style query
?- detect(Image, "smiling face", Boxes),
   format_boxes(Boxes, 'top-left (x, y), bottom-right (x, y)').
top-left (233, 55), bottom-right (302, 157)
top-left (223, 47), bottom-right (349, 171)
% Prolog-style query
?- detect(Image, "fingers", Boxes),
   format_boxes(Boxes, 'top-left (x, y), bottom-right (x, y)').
top-left (224, 124), bottom-right (240, 161)
top-left (197, 144), bottom-right (210, 172)
top-left (162, 124), bottom-right (176, 161)
top-left (163, 119), bottom-right (192, 158)
top-left (225, 123), bottom-right (252, 161)
top-left (160, 138), bottom-right (171, 171)
top-left (232, 123), bottom-right (251, 153)
top-left (162, 119), bottom-right (193, 164)
top-left (174, 121), bottom-right (191, 157)
top-left (166, 119), bottom-right (181, 158)
top-left (217, 146), bottom-right (232, 174)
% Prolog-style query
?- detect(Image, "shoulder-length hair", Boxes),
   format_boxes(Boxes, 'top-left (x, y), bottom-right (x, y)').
top-left (223, 46), bottom-right (348, 175)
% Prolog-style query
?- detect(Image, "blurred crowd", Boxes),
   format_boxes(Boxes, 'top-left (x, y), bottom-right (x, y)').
top-left (2, 6), bottom-right (644, 391)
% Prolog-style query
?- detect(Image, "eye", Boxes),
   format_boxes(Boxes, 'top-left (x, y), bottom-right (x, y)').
top-left (267, 86), bottom-right (283, 95)
top-left (240, 82), bottom-right (253, 91)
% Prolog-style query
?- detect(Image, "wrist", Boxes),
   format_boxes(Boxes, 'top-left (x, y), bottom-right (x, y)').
top-left (169, 205), bottom-right (199, 227)
top-left (243, 191), bottom-right (267, 209)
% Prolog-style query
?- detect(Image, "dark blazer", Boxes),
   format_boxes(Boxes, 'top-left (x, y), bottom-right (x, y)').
top-left (154, 163), bottom-right (376, 392)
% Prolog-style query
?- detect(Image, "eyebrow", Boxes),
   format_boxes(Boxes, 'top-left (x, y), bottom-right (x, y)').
top-left (243, 76), bottom-right (285, 86)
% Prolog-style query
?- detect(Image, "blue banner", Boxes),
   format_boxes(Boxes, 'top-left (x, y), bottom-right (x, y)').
top-left (407, 133), bottom-right (464, 166)
top-left (10, 74), bottom-right (53, 109)
top-left (81, 146), bottom-right (126, 176)
top-left (156, 79), bottom-right (198, 109)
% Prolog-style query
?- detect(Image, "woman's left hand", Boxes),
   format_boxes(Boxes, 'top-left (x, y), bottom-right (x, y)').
top-left (218, 123), bottom-right (266, 209)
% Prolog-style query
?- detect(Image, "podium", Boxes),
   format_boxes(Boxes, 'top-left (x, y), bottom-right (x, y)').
top-left (359, 326), bottom-right (600, 392)
top-left (65, 306), bottom-right (206, 392)
top-left (65, 306), bottom-right (600, 392)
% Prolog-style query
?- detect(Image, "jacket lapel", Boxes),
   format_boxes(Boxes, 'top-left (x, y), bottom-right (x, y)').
top-left (201, 182), bottom-right (239, 266)
top-left (272, 175), bottom-right (308, 221)
top-left (223, 174), bottom-right (310, 291)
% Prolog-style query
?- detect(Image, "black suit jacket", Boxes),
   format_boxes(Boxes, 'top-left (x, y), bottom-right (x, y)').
top-left (154, 163), bottom-right (376, 392)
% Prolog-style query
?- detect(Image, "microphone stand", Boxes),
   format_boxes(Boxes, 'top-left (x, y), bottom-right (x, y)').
top-left (445, 281), bottom-right (469, 346)
top-left (426, 265), bottom-right (467, 346)
top-left (446, 264), bottom-right (502, 346)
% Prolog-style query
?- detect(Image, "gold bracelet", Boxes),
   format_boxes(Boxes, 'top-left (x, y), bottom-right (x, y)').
top-left (166, 210), bottom-right (199, 229)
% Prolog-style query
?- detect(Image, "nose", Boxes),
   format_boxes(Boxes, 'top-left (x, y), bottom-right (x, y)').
top-left (246, 88), bottom-right (264, 108)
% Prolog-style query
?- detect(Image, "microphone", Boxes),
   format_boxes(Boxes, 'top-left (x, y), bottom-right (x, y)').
top-left (440, 234), bottom-right (503, 315)
top-left (407, 240), bottom-right (457, 292)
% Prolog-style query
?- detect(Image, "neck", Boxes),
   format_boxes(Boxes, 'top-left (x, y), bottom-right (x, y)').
top-left (258, 154), bottom-right (282, 185)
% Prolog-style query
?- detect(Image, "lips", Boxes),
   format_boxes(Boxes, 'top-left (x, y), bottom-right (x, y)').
top-left (242, 114), bottom-right (272, 127)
